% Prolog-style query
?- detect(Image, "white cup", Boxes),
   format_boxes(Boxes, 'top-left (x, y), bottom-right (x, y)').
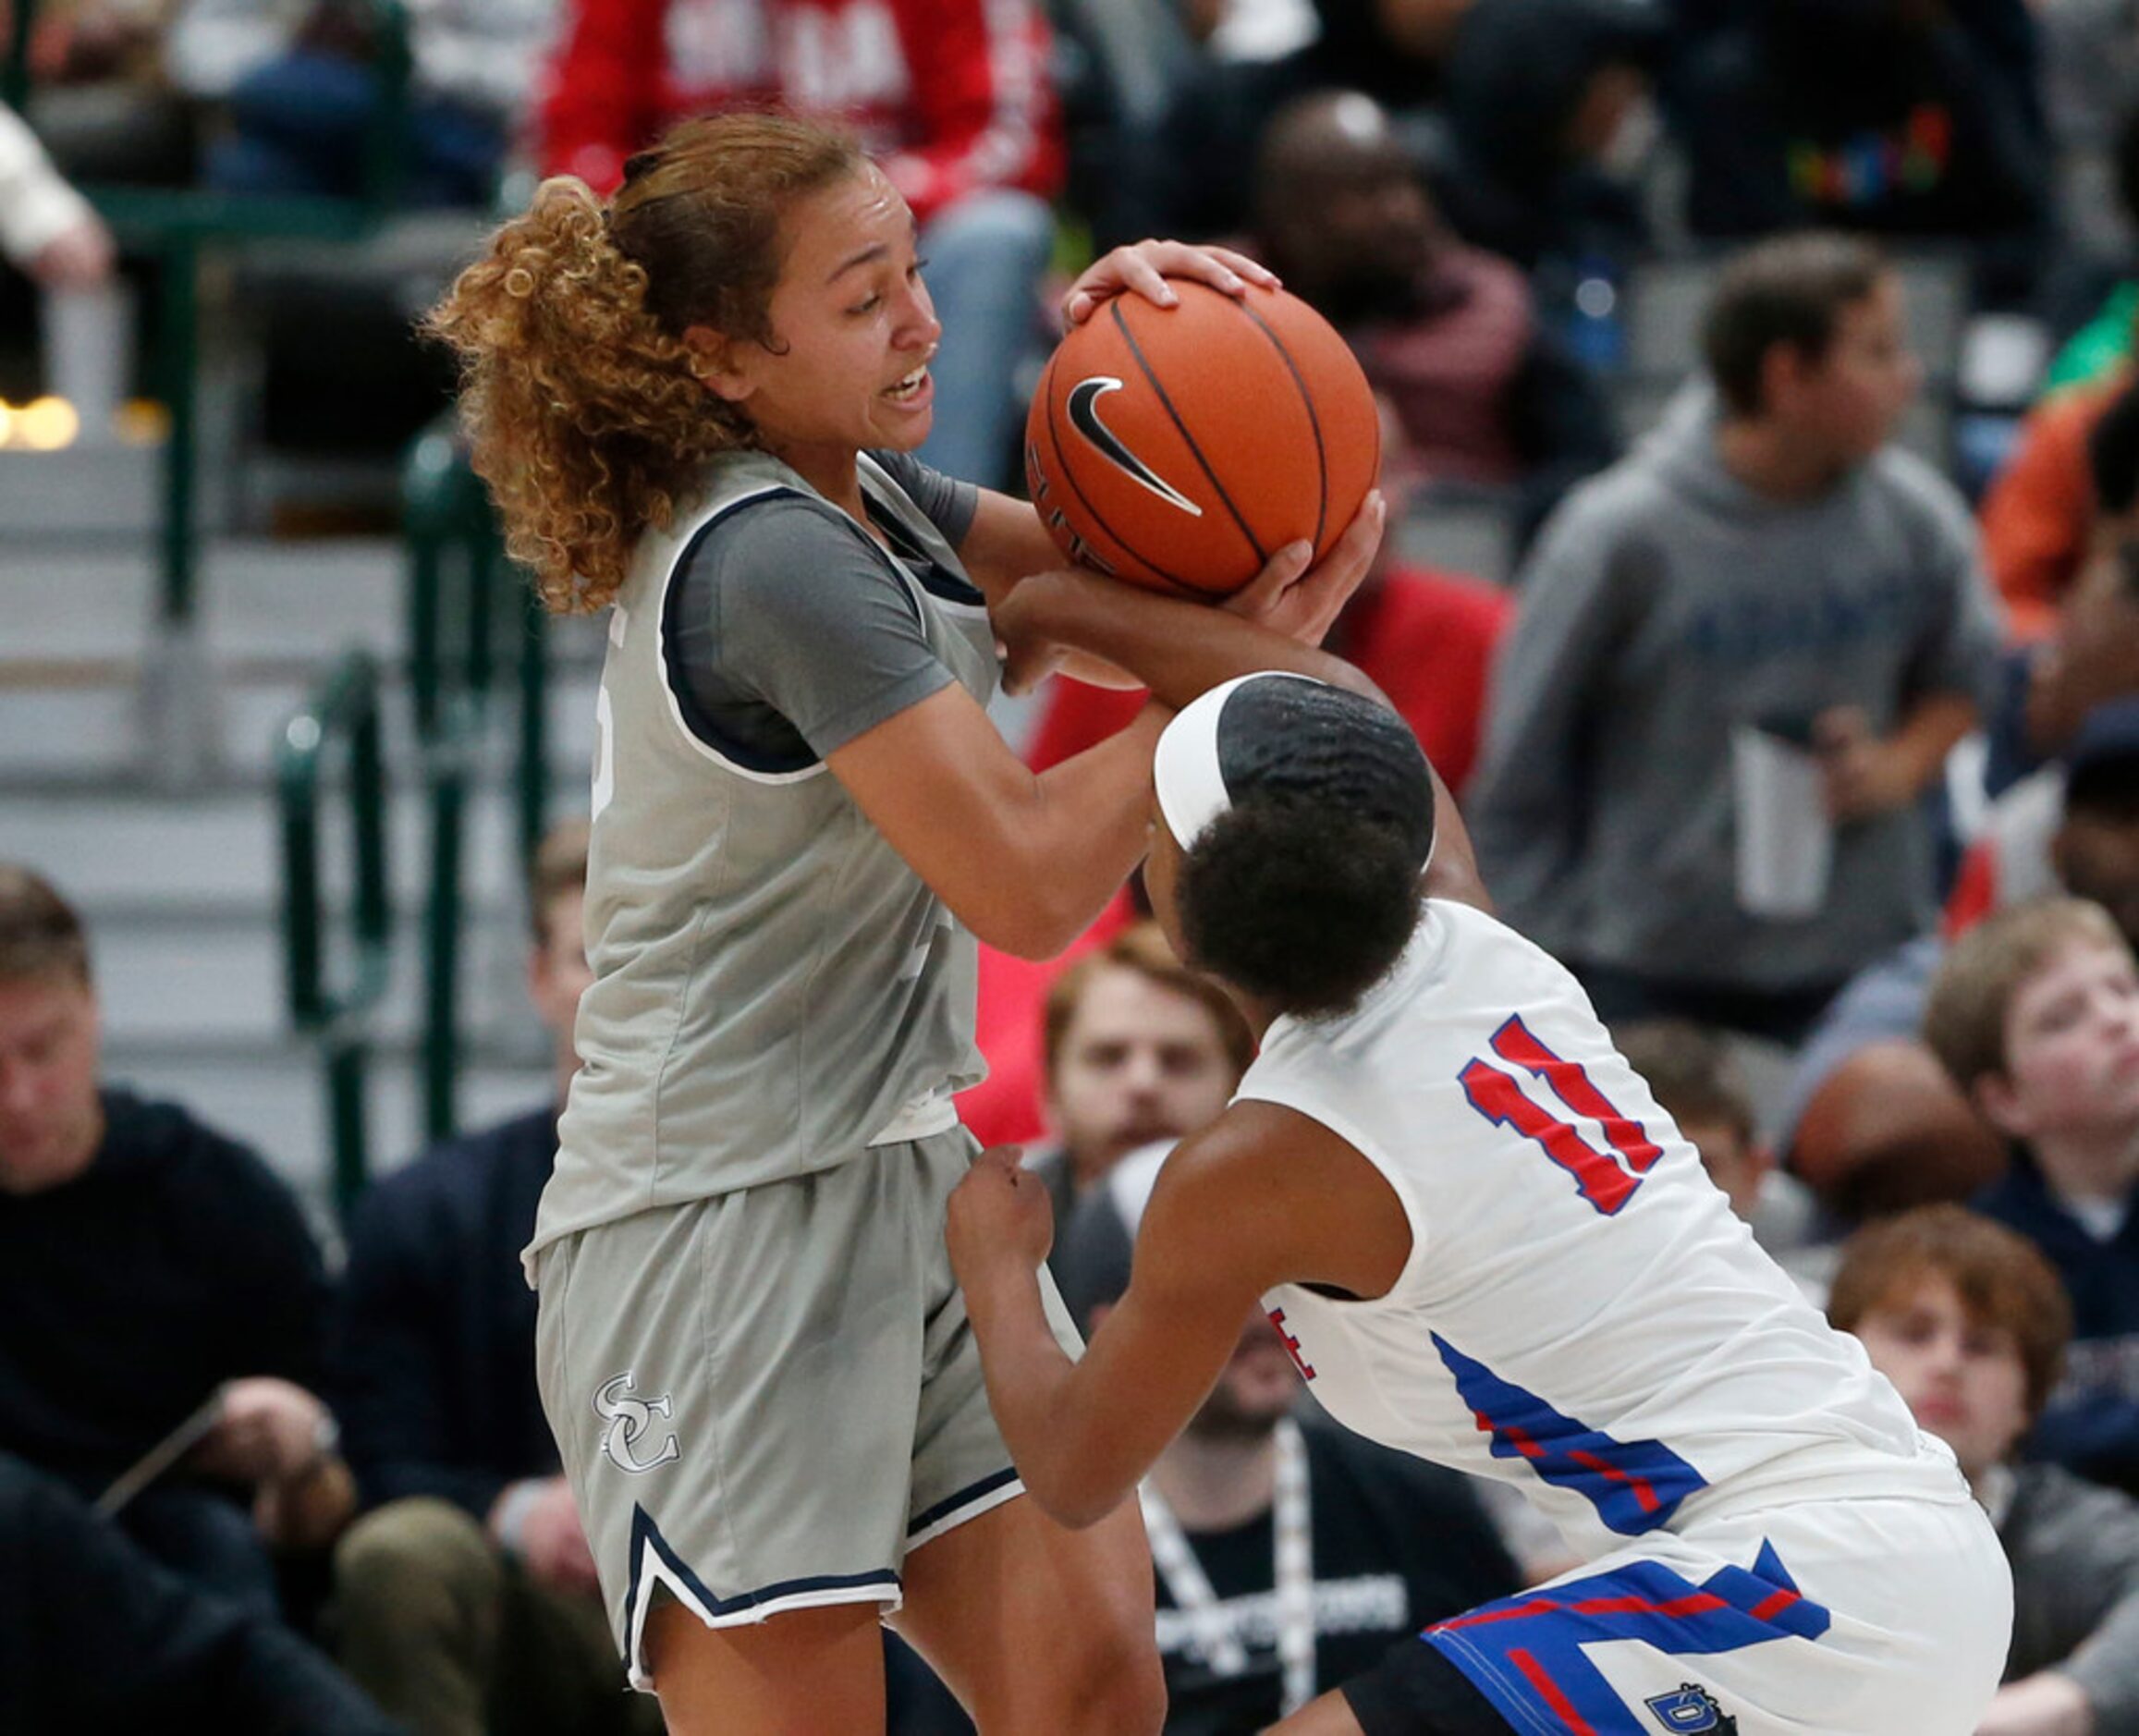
top-left (1731, 725), bottom-right (1833, 920)
top-left (41, 277), bottom-right (135, 446)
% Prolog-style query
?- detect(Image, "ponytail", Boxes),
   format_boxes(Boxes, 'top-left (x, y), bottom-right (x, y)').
top-left (425, 113), bottom-right (865, 614)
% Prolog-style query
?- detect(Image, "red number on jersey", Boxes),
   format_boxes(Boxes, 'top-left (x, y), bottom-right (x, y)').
top-left (1459, 1015), bottom-right (1663, 1215)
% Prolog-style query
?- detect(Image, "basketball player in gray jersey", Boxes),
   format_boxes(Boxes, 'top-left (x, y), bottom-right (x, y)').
top-left (427, 111), bottom-right (1386, 1734)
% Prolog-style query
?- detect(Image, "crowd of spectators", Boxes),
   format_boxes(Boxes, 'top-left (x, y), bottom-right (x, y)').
top-left (2, 0), bottom-right (2136, 488)
top-left (9, 0), bottom-right (2139, 1730)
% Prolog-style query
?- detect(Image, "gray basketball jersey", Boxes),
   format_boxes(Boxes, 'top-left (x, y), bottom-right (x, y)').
top-left (528, 450), bottom-right (998, 1270)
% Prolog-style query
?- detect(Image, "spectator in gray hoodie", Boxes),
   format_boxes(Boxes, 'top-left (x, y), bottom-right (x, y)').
top-left (1470, 231), bottom-right (2003, 1044)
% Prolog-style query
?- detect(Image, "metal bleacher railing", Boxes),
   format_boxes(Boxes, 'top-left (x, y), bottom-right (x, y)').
top-left (276, 651), bottom-right (390, 1224)
top-left (4, 4), bottom-right (30, 113)
top-left (275, 427), bottom-right (547, 1218)
top-left (9, 0), bottom-right (418, 783)
top-left (403, 422), bottom-right (550, 1152)
top-left (11, 4), bottom-right (545, 1213)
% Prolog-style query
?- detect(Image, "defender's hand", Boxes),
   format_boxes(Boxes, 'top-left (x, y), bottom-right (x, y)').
top-left (947, 1147), bottom-right (1055, 1283)
top-left (1063, 241), bottom-right (1278, 328)
top-left (1224, 490), bottom-right (1386, 647)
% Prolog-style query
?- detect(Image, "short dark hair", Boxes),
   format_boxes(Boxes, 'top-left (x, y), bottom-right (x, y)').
top-left (1178, 684), bottom-right (1434, 1018)
top-left (1828, 1204), bottom-right (2072, 1422)
top-left (2088, 381), bottom-right (2139, 518)
top-left (1613, 1021), bottom-right (1753, 1141)
top-left (0, 864), bottom-right (91, 985)
top-left (1702, 232), bottom-right (1888, 418)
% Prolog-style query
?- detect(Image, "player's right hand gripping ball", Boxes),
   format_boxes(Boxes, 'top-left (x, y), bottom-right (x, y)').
top-left (1024, 279), bottom-right (1380, 599)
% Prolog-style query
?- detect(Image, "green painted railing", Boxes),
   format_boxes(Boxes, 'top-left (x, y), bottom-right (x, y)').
top-left (274, 429), bottom-right (548, 1209)
top-left (277, 652), bottom-right (391, 1223)
top-left (404, 423), bottom-right (550, 1143)
top-left (422, 698), bottom-right (479, 1145)
top-left (4, 0), bottom-right (31, 114)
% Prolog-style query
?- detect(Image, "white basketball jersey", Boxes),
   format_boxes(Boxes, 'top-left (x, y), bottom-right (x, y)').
top-left (1245, 899), bottom-right (1967, 1564)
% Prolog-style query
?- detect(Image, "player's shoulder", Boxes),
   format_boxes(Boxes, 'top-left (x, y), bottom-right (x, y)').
top-left (860, 446), bottom-right (935, 507)
top-left (1145, 1106), bottom-right (1304, 1210)
top-left (1155, 1094), bottom-right (1415, 1291)
top-left (1143, 1104), bottom-right (1366, 1245)
top-left (1425, 897), bottom-right (1565, 987)
top-left (671, 487), bottom-right (905, 642)
top-left (681, 484), bottom-right (869, 581)
top-left (1121, 1119), bottom-right (1301, 1300)
top-left (1424, 906), bottom-right (1619, 1057)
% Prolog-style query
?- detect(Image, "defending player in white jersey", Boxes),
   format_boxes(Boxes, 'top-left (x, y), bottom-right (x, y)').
top-left (948, 672), bottom-right (2012, 1735)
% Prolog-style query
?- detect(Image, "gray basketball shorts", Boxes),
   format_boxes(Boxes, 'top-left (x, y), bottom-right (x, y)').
top-left (530, 1127), bottom-right (1082, 1690)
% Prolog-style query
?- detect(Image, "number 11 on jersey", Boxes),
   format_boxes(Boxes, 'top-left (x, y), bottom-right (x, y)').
top-left (1459, 1015), bottom-right (1664, 1215)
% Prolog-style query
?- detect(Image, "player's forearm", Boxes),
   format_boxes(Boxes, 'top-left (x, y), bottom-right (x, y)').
top-left (1019, 569), bottom-right (1375, 710)
top-left (990, 703), bottom-right (1167, 957)
top-left (961, 492), bottom-right (1143, 690)
top-left (963, 1267), bottom-right (1133, 1529)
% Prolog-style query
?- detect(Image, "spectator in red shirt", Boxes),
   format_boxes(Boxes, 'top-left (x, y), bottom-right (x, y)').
top-left (537, 0), bottom-right (1063, 491)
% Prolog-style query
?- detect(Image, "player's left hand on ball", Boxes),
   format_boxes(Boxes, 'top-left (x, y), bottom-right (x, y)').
top-left (1225, 489), bottom-right (1385, 647)
top-left (1063, 241), bottom-right (1279, 327)
top-left (947, 1146), bottom-right (1055, 1277)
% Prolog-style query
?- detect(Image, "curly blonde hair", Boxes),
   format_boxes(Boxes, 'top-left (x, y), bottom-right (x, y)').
top-left (424, 112), bottom-right (866, 614)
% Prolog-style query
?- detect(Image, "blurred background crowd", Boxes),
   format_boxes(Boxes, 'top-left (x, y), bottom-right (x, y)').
top-left (7, 0), bottom-right (2139, 1730)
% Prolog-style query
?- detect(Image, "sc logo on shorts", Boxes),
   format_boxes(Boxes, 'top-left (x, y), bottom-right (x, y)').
top-left (593, 1372), bottom-right (681, 1473)
top-left (1644, 1684), bottom-right (1736, 1733)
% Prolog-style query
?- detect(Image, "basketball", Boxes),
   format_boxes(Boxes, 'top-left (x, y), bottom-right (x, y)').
top-left (1023, 279), bottom-right (1380, 598)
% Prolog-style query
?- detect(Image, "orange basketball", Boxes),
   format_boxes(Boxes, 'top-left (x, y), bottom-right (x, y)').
top-left (1023, 279), bottom-right (1379, 598)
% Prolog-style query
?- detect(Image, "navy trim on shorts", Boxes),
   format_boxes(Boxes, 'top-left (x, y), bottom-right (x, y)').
top-left (628, 1502), bottom-right (899, 1620)
top-left (909, 1466), bottom-right (1020, 1537)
